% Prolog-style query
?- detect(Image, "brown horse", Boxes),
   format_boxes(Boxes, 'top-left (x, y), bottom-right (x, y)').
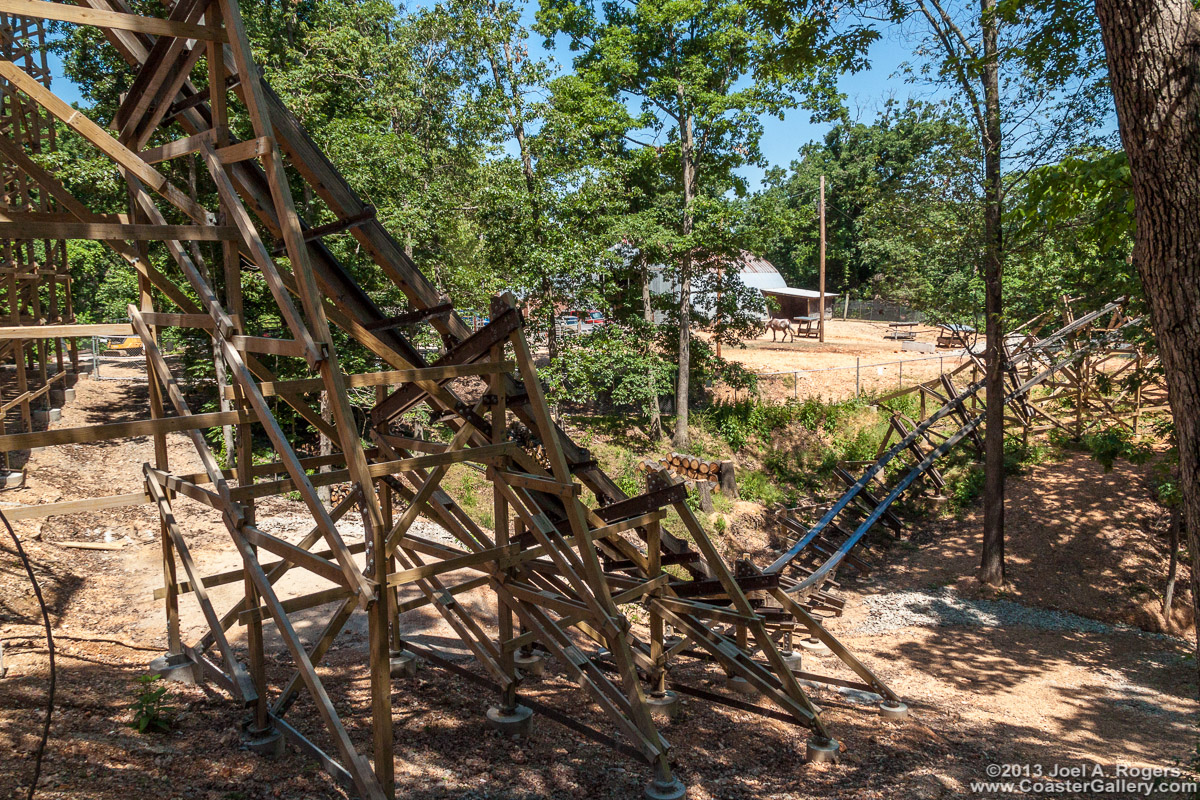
top-left (765, 318), bottom-right (794, 342)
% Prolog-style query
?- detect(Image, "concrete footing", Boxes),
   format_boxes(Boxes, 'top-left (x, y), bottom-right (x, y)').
top-left (799, 637), bottom-right (830, 653)
top-left (149, 653), bottom-right (198, 684)
top-left (644, 776), bottom-right (686, 800)
top-left (646, 690), bottom-right (681, 720)
top-left (806, 736), bottom-right (840, 763)
top-left (32, 408), bottom-right (60, 425)
top-left (781, 650), bottom-right (803, 670)
top-left (63, 387), bottom-right (76, 403)
top-left (727, 675), bottom-right (760, 697)
top-left (514, 651), bottom-right (545, 677)
top-left (486, 704), bottom-right (533, 736)
top-left (389, 650), bottom-right (418, 679)
top-left (245, 726), bottom-right (285, 757)
top-left (879, 700), bottom-right (910, 720)
top-left (0, 471), bottom-right (25, 490)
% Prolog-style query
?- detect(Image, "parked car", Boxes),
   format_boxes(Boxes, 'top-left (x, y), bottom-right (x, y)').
top-left (556, 310), bottom-right (608, 335)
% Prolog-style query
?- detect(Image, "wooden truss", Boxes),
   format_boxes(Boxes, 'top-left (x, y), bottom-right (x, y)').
top-left (0, 1), bottom-right (907, 797)
top-left (0, 12), bottom-right (77, 476)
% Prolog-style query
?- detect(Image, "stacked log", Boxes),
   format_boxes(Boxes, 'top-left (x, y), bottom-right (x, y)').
top-left (636, 454), bottom-right (735, 498)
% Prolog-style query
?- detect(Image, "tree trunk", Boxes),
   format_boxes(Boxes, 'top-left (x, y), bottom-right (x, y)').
top-left (673, 112), bottom-right (695, 450)
top-left (641, 258), bottom-right (663, 439)
top-left (978, 0), bottom-right (1006, 587)
top-left (1096, 0), bottom-right (1200, 678)
top-left (317, 389), bottom-right (331, 505)
top-left (1163, 504), bottom-right (1180, 629)
top-left (486, 31), bottom-right (554, 359)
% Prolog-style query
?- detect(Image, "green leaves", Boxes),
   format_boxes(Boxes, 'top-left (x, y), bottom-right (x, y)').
top-left (540, 323), bottom-right (675, 412)
top-left (128, 674), bottom-right (175, 734)
top-left (746, 98), bottom-right (984, 318)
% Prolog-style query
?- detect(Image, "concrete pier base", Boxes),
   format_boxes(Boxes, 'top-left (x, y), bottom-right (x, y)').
top-left (486, 704), bottom-right (533, 736)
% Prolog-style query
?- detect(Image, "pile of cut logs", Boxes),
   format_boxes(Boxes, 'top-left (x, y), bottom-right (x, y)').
top-left (636, 453), bottom-right (734, 493)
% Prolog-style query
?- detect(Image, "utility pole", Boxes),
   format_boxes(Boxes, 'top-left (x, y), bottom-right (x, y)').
top-left (818, 174), bottom-right (826, 343)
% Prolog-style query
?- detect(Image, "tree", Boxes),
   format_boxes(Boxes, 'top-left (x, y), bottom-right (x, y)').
top-left (886, 0), bottom-right (1111, 585)
top-left (1094, 0), bottom-right (1200, 675)
top-left (536, 0), bottom-right (875, 449)
top-left (746, 99), bottom-right (983, 316)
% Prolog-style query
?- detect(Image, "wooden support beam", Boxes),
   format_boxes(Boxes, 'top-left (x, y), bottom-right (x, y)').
top-left (241, 525), bottom-right (353, 589)
top-left (386, 541), bottom-right (518, 588)
top-left (215, 136), bottom-right (273, 164)
top-left (231, 335), bottom-right (308, 358)
top-left (0, 0), bottom-right (230, 40)
top-left (0, 491), bottom-right (150, 521)
top-left (0, 408), bottom-right (255, 451)
top-left (0, 221), bottom-right (240, 241)
top-left (140, 129), bottom-right (218, 164)
top-left (489, 468), bottom-right (581, 499)
top-left (228, 442), bottom-right (515, 502)
top-left (223, 361), bottom-right (515, 398)
top-left (362, 301), bottom-right (452, 333)
top-left (269, 206), bottom-right (378, 256)
top-left (0, 323), bottom-right (132, 339)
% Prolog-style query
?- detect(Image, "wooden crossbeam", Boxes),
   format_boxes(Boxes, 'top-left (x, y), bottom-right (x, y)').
top-left (0, 0), bottom-right (230, 41)
top-left (0, 323), bottom-right (132, 339)
top-left (222, 361), bottom-right (516, 398)
top-left (229, 442), bottom-right (515, 502)
top-left (362, 301), bottom-right (453, 333)
top-left (0, 221), bottom-right (239, 241)
top-left (0, 408), bottom-right (256, 451)
top-left (140, 129), bottom-right (218, 164)
top-left (270, 206), bottom-right (378, 256)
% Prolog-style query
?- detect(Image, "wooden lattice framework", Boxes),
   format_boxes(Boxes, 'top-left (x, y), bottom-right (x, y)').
top-left (0, 1), bottom-right (909, 797)
top-left (0, 11), bottom-right (77, 478)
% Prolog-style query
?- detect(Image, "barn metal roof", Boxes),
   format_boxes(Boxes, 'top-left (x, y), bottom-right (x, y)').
top-left (759, 286), bottom-right (839, 299)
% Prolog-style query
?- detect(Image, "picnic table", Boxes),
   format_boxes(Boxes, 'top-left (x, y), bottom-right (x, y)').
top-left (793, 314), bottom-right (820, 339)
top-left (884, 321), bottom-right (918, 341)
top-left (937, 324), bottom-right (976, 349)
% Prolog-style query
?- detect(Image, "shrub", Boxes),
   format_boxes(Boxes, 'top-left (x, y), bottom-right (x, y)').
top-left (699, 396), bottom-right (866, 451)
top-left (540, 323), bottom-right (674, 415)
top-left (948, 465), bottom-right (985, 511)
top-left (739, 469), bottom-right (785, 506)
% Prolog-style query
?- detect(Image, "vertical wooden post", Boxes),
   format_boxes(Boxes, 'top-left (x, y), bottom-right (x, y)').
top-left (818, 174), bottom-right (826, 343)
top-left (646, 519), bottom-right (666, 695)
top-left (490, 336), bottom-right (517, 710)
top-left (131, 188), bottom-right (177, 655)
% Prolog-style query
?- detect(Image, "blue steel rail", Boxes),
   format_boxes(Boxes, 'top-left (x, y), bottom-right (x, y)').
top-left (766, 300), bottom-right (1132, 600)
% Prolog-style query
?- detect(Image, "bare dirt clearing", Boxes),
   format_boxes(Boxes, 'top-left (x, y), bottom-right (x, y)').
top-left (1, 361), bottom-right (1195, 799)
top-left (713, 319), bottom-right (975, 401)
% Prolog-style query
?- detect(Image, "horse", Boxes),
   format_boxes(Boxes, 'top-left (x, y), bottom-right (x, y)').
top-left (765, 318), bottom-right (795, 342)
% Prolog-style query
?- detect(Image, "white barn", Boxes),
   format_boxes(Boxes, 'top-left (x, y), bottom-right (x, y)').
top-left (645, 251), bottom-right (788, 322)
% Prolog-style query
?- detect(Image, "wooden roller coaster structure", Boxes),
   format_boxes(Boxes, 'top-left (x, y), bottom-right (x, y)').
top-left (0, 1), bottom-right (936, 798)
top-left (764, 299), bottom-right (1167, 615)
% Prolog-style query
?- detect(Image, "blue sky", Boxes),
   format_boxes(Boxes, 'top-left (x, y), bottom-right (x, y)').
top-left (44, 0), bottom-right (935, 190)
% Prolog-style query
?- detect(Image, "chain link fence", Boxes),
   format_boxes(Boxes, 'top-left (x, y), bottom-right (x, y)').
top-left (750, 351), bottom-right (976, 404)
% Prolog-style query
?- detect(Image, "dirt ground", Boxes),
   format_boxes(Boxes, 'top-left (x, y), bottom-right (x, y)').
top-left (713, 319), bottom-right (976, 402)
top-left (1, 358), bottom-right (1196, 799)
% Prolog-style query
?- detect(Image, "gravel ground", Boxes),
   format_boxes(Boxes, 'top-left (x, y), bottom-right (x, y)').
top-left (852, 587), bottom-right (1182, 641)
